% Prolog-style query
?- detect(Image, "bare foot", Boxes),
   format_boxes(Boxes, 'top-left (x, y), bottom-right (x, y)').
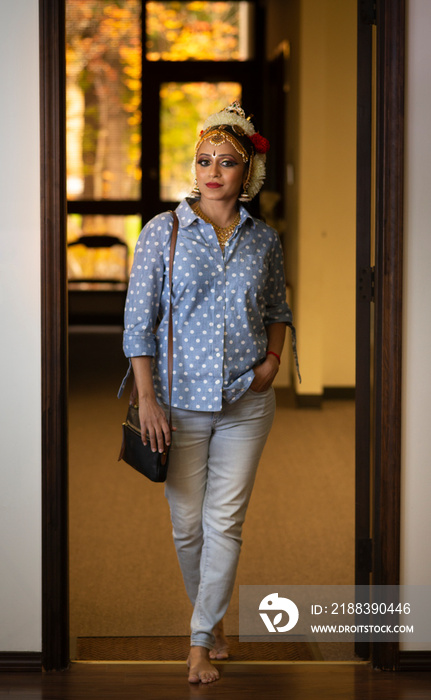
top-left (209, 620), bottom-right (229, 660)
top-left (187, 646), bottom-right (220, 684)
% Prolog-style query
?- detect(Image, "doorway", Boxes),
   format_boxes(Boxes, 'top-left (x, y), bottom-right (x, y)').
top-left (40, 0), bottom-right (405, 671)
top-left (66, 0), bottom-right (356, 659)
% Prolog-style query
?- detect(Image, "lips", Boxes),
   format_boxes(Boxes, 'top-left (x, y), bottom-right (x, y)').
top-left (206, 182), bottom-right (222, 189)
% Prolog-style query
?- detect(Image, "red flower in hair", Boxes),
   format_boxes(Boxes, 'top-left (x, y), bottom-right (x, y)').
top-left (250, 132), bottom-right (270, 153)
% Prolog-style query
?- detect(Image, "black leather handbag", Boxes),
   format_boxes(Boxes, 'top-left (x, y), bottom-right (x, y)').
top-left (118, 212), bottom-right (178, 482)
top-left (119, 400), bottom-right (170, 482)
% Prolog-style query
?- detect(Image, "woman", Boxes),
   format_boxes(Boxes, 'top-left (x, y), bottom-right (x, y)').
top-left (122, 102), bottom-right (298, 683)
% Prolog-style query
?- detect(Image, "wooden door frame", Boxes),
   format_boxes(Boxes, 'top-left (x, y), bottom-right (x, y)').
top-left (40, 0), bottom-right (69, 671)
top-left (40, 0), bottom-right (407, 671)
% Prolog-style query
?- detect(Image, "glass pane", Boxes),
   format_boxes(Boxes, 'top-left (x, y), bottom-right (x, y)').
top-left (160, 82), bottom-right (242, 201)
top-left (66, 1), bottom-right (142, 200)
top-left (146, 1), bottom-right (253, 61)
top-left (67, 214), bottom-right (141, 288)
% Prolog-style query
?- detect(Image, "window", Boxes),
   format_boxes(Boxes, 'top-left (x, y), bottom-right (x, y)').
top-left (67, 214), bottom-right (141, 286)
top-left (146, 1), bottom-right (253, 61)
top-left (66, 0), bottom-right (142, 202)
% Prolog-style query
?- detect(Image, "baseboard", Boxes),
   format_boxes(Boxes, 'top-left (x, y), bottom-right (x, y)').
top-left (295, 386), bottom-right (356, 408)
top-left (295, 394), bottom-right (323, 408)
top-left (398, 650), bottom-right (431, 671)
top-left (0, 652), bottom-right (42, 672)
top-left (323, 386), bottom-right (356, 400)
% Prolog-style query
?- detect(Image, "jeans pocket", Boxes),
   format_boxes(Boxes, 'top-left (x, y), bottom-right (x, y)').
top-left (248, 386), bottom-right (272, 396)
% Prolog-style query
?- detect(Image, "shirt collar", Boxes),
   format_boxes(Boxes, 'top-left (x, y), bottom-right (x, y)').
top-left (176, 198), bottom-right (256, 229)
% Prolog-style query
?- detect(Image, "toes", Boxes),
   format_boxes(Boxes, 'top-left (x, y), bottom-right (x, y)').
top-left (188, 672), bottom-right (200, 684)
top-left (188, 670), bottom-right (219, 684)
top-left (210, 646), bottom-right (229, 660)
top-left (188, 664), bottom-right (219, 684)
top-left (201, 671), bottom-right (219, 684)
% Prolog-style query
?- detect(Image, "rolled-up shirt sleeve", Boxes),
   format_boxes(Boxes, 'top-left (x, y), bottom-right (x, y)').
top-left (123, 217), bottom-right (167, 358)
top-left (262, 231), bottom-right (293, 326)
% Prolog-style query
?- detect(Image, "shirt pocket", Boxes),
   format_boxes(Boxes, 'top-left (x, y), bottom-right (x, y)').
top-left (237, 253), bottom-right (269, 292)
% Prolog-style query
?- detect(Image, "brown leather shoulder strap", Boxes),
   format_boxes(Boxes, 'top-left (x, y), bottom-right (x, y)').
top-left (167, 212), bottom-right (179, 412)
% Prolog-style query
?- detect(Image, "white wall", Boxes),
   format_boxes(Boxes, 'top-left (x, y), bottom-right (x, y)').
top-left (0, 0), bottom-right (41, 652)
top-left (400, 0), bottom-right (431, 651)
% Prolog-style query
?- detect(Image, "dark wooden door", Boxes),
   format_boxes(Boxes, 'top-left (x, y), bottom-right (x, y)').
top-left (354, 0), bottom-right (406, 670)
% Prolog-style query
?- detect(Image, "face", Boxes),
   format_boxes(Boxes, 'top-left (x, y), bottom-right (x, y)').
top-left (195, 139), bottom-right (247, 204)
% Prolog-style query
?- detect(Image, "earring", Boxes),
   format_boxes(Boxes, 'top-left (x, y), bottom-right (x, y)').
top-left (239, 186), bottom-right (251, 202)
top-left (239, 157), bottom-right (253, 202)
top-left (191, 179), bottom-right (201, 196)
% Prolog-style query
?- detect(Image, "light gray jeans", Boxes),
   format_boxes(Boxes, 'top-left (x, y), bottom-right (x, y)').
top-left (164, 386), bottom-right (276, 650)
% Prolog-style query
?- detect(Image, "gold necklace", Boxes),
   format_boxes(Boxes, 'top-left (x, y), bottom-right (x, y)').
top-left (193, 203), bottom-right (241, 250)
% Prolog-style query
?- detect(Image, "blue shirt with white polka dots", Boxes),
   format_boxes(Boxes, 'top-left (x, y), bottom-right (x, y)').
top-left (123, 198), bottom-right (293, 411)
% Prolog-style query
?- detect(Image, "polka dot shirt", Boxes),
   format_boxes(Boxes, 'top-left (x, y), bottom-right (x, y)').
top-left (123, 198), bottom-right (293, 412)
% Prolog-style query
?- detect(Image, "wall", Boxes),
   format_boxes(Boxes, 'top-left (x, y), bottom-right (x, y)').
top-left (400, 0), bottom-right (431, 651)
top-left (0, 0), bottom-right (41, 652)
top-left (267, 0), bottom-right (357, 396)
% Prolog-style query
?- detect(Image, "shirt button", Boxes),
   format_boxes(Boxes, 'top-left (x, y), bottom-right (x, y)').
top-left (216, 295), bottom-right (223, 302)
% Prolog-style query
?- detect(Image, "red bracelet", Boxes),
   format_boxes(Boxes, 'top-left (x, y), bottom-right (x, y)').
top-left (266, 350), bottom-right (281, 363)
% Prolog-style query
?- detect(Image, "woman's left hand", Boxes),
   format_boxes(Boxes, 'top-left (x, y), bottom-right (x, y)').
top-left (249, 354), bottom-right (279, 393)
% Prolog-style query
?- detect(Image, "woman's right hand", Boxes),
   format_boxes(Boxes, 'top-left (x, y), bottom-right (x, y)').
top-left (250, 354), bottom-right (279, 392)
top-left (138, 396), bottom-right (173, 454)
top-left (131, 356), bottom-right (175, 453)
